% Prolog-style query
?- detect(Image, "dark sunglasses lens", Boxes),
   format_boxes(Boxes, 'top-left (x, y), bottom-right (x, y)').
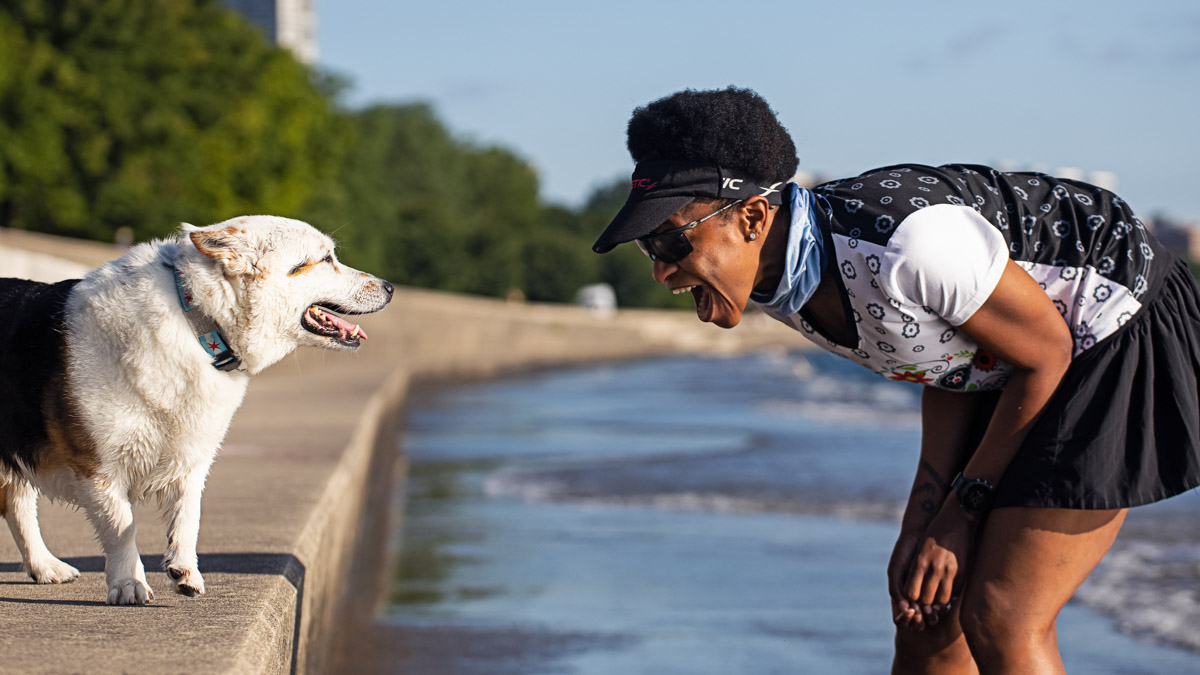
top-left (638, 232), bottom-right (691, 263)
top-left (655, 233), bottom-right (692, 263)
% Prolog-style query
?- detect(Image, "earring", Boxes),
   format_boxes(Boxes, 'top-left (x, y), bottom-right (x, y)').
top-left (749, 233), bottom-right (757, 241)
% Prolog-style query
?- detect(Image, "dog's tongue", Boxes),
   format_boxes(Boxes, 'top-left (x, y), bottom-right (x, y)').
top-left (326, 311), bottom-right (367, 341)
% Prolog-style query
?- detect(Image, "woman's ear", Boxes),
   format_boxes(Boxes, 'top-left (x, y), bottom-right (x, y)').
top-left (741, 196), bottom-right (772, 241)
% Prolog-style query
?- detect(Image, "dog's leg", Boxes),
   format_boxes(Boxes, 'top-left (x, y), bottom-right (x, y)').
top-left (161, 467), bottom-right (207, 597)
top-left (79, 480), bottom-right (153, 605)
top-left (1, 480), bottom-right (81, 584)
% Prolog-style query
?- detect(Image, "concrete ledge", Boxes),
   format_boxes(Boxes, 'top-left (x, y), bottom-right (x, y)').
top-left (0, 233), bottom-right (802, 673)
top-left (0, 228), bottom-right (125, 271)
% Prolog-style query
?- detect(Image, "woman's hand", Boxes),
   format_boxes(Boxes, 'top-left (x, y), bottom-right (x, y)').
top-left (891, 454), bottom-right (963, 632)
top-left (900, 498), bottom-right (974, 629)
top-left (888, 528), bottom-right (926, 630)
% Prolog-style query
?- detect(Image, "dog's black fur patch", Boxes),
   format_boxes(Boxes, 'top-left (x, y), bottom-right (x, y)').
top-left (0, 277), bottom-right (80, 474)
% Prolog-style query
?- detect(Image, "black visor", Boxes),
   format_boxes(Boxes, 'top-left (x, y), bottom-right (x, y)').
top-left (592, 161), bottom-right (785, 253)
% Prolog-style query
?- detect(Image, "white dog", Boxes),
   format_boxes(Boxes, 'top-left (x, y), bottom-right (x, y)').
top-left (0, 216), bottom-right (392, 604)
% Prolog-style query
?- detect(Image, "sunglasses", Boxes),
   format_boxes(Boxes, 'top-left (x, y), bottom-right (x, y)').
top-left (635, 199), bottom-right (744, 263)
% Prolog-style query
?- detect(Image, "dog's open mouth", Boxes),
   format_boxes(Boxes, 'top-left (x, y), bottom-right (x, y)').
top-left (301, 304), bottom-right (368, 347)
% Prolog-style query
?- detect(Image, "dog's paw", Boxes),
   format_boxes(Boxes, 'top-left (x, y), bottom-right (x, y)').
top-left (166, 566), bottom-right (205, 597)
top-left (106, 578), bottom-right (155, 605)
top-left (27, 557), bottom-right (81, 584)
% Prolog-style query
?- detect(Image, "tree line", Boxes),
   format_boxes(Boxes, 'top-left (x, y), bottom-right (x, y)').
top-left (0, 0), bottom-right (688, 309)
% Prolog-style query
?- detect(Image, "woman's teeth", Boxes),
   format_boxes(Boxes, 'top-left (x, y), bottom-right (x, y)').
top-left (672, 285), bottom-right (697, 295)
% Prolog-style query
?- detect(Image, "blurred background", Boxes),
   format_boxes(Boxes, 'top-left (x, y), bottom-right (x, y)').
top-left (1, 0), bottom-right (1197, 310)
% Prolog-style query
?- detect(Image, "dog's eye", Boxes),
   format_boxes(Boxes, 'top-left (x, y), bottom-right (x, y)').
top-left (321, 253), bottom-right (334, 264)
top-left (289, 261), bottom-right (307, 276)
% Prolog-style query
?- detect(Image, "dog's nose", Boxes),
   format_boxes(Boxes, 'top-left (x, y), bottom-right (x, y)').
top-left (382, 281), bottom-right (395, 296)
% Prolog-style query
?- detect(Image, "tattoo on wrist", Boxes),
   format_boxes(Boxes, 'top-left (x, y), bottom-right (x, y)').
top-left (912, 460), bottom-right (951, 516)
top-left (918, 460), bottom-right (949, 492)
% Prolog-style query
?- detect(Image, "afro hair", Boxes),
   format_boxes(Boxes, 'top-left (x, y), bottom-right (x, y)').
top-left (626, 87), bottom-right (798, 185)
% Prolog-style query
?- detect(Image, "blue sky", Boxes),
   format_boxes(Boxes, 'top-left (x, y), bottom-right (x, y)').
top-left (317, 0), bottom-right (1200, 220)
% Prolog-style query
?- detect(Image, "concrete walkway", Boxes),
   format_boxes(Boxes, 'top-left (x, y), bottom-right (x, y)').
top-left (0, 231), bottom-right (801, 673)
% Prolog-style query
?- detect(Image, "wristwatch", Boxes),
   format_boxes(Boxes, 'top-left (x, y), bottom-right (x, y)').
top-left (951, 472), bottom-right (996, 518)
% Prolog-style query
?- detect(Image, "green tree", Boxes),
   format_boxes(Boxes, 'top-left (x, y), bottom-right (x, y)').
top-left (0, 0), bottom-right (343, 240)
top-left (302, 102), bottom-right (548, 299)
top-left (521, 204), bottom-right (599, 303)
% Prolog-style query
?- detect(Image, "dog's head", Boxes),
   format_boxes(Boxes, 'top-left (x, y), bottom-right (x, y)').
top-left (180, 216), bottom-right (393, 374)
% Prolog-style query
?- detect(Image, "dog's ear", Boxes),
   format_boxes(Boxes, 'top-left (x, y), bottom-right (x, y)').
top-left (184, 223), bottom-right (259, 277)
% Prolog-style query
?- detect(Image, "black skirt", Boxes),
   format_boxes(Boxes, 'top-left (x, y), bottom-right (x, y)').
top-left (992, 257), bottom-right (1200, 510)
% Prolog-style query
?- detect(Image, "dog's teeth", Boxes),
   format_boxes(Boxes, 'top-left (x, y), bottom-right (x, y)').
top-left (350, 326), bottom-right (359, 338)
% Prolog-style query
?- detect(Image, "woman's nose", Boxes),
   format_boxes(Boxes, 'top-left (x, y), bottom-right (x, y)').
top-left (651, 258), bottom-right (676, 284)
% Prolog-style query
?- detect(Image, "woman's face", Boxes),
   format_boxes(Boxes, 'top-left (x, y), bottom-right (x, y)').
top-left (647, 200), bottom-right (762, 328)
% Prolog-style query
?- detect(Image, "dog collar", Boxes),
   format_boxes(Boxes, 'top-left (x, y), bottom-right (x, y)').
top-left (168, 262), bottom-right (242, 372)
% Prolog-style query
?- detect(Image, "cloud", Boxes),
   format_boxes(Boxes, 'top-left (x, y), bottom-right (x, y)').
top-left (945, 21), bottom-right (1010, 59)
top-left (907, 21), bottom-right (1010, 72)
top-left (1163, 12), bottom-right (1200, 68)
top-left (1098, 42), bottom-right (1137, 67)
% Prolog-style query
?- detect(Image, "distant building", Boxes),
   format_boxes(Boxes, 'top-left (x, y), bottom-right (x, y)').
top-left (225, 0), bottom-right (317, 64)
top-left (1148, 214), bottom-right (1200, 262)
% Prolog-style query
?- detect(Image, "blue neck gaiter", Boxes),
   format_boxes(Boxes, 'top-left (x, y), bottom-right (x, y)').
top-left (749, 182), bottom-right (827, 322)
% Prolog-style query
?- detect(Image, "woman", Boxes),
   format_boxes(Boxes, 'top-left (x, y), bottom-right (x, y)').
top-left (592, 87), bottom-right (1200, 674)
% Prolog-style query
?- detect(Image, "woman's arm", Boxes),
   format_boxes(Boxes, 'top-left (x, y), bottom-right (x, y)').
top-left (907, 388), bottom-right (986, 531)
top-left (953, 262), bottom-right (1074, 485)
top-left (889, 387), bottom-right (982, 629)
top-left (901, 259), bottom-right (1074, 617)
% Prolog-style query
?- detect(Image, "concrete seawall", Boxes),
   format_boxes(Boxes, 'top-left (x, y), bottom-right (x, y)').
top-left (0, 232), bottom-right (803, 673)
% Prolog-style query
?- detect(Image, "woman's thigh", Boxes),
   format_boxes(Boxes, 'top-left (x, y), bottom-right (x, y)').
top-left (960, 507), bottom-right (1127, 659)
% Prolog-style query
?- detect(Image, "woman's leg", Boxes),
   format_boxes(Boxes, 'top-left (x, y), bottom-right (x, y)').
top-left (893, 604), bottom-right (978, 675)
top-left (958, 507), bottom-right (1127, 674)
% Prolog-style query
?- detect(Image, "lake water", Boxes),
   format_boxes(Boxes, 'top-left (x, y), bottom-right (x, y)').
top-left (388, 349), bottom-right (1200, 673)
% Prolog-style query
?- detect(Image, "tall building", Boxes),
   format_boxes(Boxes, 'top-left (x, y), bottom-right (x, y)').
top-left (225, 0), bottom-right (317, 64)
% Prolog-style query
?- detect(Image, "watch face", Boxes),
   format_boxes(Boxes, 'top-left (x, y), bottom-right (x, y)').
top-left (961, 485), bottom-right (989, 513)
top-left (952, 473), bottom-right (995, 516)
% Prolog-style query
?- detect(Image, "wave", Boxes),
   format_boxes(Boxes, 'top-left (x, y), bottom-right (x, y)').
top-left (1075, 540), bottom-right (1200, 654)
top-left (758, 400), bottom-right (920, 428)
top-left (482, 466), bottom-right (905, 523)
top-left (754, 358), bottom-right (921, 428)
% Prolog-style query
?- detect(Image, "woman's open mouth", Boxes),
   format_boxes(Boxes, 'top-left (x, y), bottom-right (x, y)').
top-left (693, 286), bottom-right (715, 322)
top-left (673, 284), bottom-right (714, 322)
top-left (301, 304), bottom-right (369, 347)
